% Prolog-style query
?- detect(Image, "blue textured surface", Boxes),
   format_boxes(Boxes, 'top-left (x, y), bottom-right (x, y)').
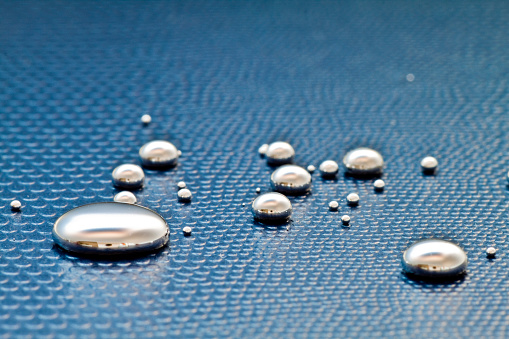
top-left (1, 1), bottom-right (509, 337)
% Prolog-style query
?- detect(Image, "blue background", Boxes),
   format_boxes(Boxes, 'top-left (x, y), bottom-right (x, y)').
top-left (1, 1), bottom-right (509, 337)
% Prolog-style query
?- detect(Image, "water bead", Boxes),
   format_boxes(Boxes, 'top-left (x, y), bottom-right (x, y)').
top-left (114, 191), bottom-right (137, 204)
top-left (343, 147), bottom-right (384, 176)
top-left (319, 160), bottom-right (339, 178)
top-left (139, 140), bottom-right (179, 168)
top-left (112, 164), bottom-right (145, 190)
top-left (251, 192), bottom-right (292, 222)
top-left (270, 165), bottom-right (312, 195)
top-left (266, 141), bottom-right (295, 166)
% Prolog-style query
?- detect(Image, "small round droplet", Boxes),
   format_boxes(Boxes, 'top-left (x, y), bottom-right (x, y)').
top-left (114, 191), bottom-right (137, 204)
top-left (183, 226), bottom-right (192, 236)
top-left (10, 200), bottom-right (21, 211)
top-left (374, 179), bottom-right (385, 191)
top-left (266, 141), bottom-right (295, 166)
top-left (255, 187), bottom-right (261, 194)
top-left (141, 114), bottom-right (152, 124)
top-left (177, 181), bottom-right (186, 190)
top-left (486, 247), bottom-right (497, 258)
top-left (406, 73), bottom-right (415, 82)
top-left (251, 192), bottom-right (292, 222)
top-left (270, 165), bottom-right (312, 195)
top-left (139, 140), bottom-right (179, 168)
top-left (328, 201), bottom-right (339, 211)
top-left (421, 156), bottom-right (438, 173)
top-left (177, 188), bottom-right (192, 202)
top-left (52, 202), bottom-right (169, 255)
top-left (347, 193), bottom-right (359, 206)
top-left (178, 150), bottom-right (182, 157)
top-left (341, 215), bottom-right (350, 225)
top-left (319, 160), bottom-right (339, 178)
top-left (402, 239), bottom-right (468, 277)
top-left (112, 164), bottom-right (145, 190)
top-left (343, 147), bottom-right (384, 176)
top-left (307, 165), bottom-right (316, 173)
top-left (258, 144), bottom-right (269, 157)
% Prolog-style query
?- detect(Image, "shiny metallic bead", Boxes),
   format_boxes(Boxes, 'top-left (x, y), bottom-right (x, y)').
top-left (52, 202), bottom-right (169, 255)
top-left (406, 73), bottom-right (415, 82)
top-left (10, 200), bottom-right (21, 211)
top-left (258, 144), bottom-right (269, 157)
top-left (421, 156), bottom-right (438, 173)
top-left (328, 201), bottom-right (339, 211)
top-left (486, 247), bottom-right (497, 257)
top-left (178, 150), bottom-right (182, 157)
top-left (183, 226), bottom-right (192, 236)
top-left (177, 188), bottom-right (192, 202)
top-left (374, 179), bottom-right (385, 191)
top-left (307, 165), bottom-right (316, 173)
top-left (251, 192), bottom-right (292, 222)
top-left (270, 165), bottom-right (312, 195)
top-left (141, 114), bottom-right (152, 124)
top-left (319, 160), bottom-right (339, 178)
top-left (256, 187), bottom-right (261, 194)
top-left (112, 164), bottom-right (145, 190)
top-left (341, 215), bottom-right (350, 225)
top-left (139, 140), bottom-right (179, 168)
top-left (402, 239), bottom-right (468, 277)
top-left (346, 193), bottom-right (359, 205)
top-left (343, 147), bottom-right (384, 176)
top-left (177, 181), bottom-right (187, 189)
top-left (114, 191), bottom-right (137, 204)
top-left (266, 141), bottom-right (295, 165)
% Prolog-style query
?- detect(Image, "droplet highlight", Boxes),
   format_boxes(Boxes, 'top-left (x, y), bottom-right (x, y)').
top-left (112, 164), bottom-right (145, 190)
top-left (139, 140), bottom-right (179, 168)
top-left (270, 165), bottom-right (312, 195)
top-left (251, 192), bottom-right (292, 222)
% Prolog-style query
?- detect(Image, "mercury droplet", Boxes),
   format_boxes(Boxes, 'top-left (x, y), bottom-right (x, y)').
top-left (10, 200), bottom-right (21, 211)
top-left (52, 202), bottom-right (169, 255)
top-left (343, 147), bottom-right (384, 176)
top-left (258, 144), bottom-right (269, 157)
top-left (402, 239), bottom-right (468, 277)
top-left (346, 193), bottom-right (359, 205)
top-left (251, 192), bottom-right (292, 222)
top-left (319, 160), bottom-right (339, 178)
top-left (177, 181), bottom-right (186, 189)
top-left (139, 140), bottom-right (179, 168)
top-left (266, 141), bottom-right (295, 166)
top-left (341, 214), bottom-right (350, 225)
top-left (183, 226), bottom-right (192, 236)
top-left (421, 156), bottom-right (438, 174)
top-left (486, 247), bottom-right (497, 257)
top-left (141, 114), bottom-right (152, 124)
top-left (406, 73), bottom-right (415, 82)
top-left (114, 191), bottom-right (137, 204)
top-left (256, 187), bottom-right (261, 194)
top-left (307, 165), bottom-right (316, 173)
top-left (270, 165), bottom-right (312, 195)
top-left (112, 164), bottom-right (145, 190)
top-left (329, 201), bottom-right (339, 211)
top-left (374, 179), bottom-right (385, 191)
top-left (177, 188), bottom-right (192, 202)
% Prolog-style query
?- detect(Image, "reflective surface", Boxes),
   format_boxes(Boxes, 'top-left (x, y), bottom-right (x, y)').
top-left (139, 140), bottom-right (179, 168)
top-left (402, 239), bottom-right (468, 277)
top-left (10, 200), bottom-right (21, 210)
top-left (251, 192), bottom-right (292, 222)
top-left (271, 165), bottom-right (312, 195)
top-left (374, 179), bottom-right (385, 190)
top-left (52, 202), bottom-right (169, 254)
top-left (341, 215), bottom-right (350, 225)
top-left (178, 188), bottom-right (192, 202)
top-left (266, 141), bottom-right (295, 165)
top-left (112, 164), bottom-right (145, 189)
top-left (328, 201), bottom-right (339, 211)
top-left (319, 160), bottom-right (339, 178)
top-left (343, 147), bottom-right (384, 175)
top-left (347, 193), bottom-right (359, 205)
top-left (114, 191), bottom-right (137, 204)
top-left (421, 156), bottom-right (438, 173)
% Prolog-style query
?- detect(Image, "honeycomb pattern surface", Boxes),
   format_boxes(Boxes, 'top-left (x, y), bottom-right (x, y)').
top-left (1, 1), bottom-right (509, 338)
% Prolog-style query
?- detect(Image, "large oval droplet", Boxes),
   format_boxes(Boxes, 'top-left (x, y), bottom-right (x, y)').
top-left (402, 239), bottom-right (467, 277)
top-left (52, 202), bottom-right (169, 255)
top-left (270, 165), bottom-right (312, 195)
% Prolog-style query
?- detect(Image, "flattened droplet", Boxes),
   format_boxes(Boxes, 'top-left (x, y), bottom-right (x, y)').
top-left (252, 192), bottom-right (292, 222)
top-left (270, 165), bottom-right (312, 195)
top-left (112, 164), bottom-right (145, 190)
top-left (266, 142), bottom-right (295, 165)
top-left (402, 239), bottom-right (467, 277)
top-left (52, 202), bottom-right (169, 255)
top-left (343, 147), bottom-right (384, 176)
top-left (139, 140), bottom-right (179, 168)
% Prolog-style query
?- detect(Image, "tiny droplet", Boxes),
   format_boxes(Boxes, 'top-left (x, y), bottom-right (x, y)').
top-left (374, 179), bottom-right (385, 191)
top-left (307, 165), bottom-right (316, 173)
top-left (486, 247), bottom-right (497, 257)
top-left (328, 201), bottom-right (339, 211)
top-left (319, 160), bottom-right (339, 178)
top-left (406, 73), bottom-right (415, 82)
top-left (341, 215), bottom-right (350, 225)
top-left (177, 181), bottom-right (187, 189)
top-left (255, 187), bottom-right (261, 194)
top-left (10, 200), bottom-right (22, 211)
top-left (178, 189), bottom-right (192, 202)
top-left (421, 156), bottom-right (438, 173)
top-left (258, 144), bottom-right (269, 157)
top-left (347, 193), bottom-right (359, 205)
top-left (141, 114), bottom-right (152, 124)
top-left (183, 226), bottom-right (192, 236)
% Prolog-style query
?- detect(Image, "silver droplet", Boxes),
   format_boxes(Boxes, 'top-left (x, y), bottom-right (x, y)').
top-left (341, 214), bottom-right (350, 225)
top-left (141, 114), bottom-right (152, 124)
top-left (486, 247), bottom-right (497, 257)
top-left (114, 191), bottom-right (137, 204)
top-left (258, 144), bottom-right (269, 157)
top-left (10, 200), bottom-right (21, 211)
top-left (255, 187), bottom-right (261, 194)
top-left (319, 160), bottom-right (339, 178)
top-left (52, 202), bottom-right (169, 254)
top-left (183, 226), bottom-right (192, 236)
top-left (139, 140), bottom-right (179, 168)
top-left (112, 164), bottom-right (145, 190)
top-left (421, 156), bottom-right (438, 173)
top-left (406, 73), bottom-right (415, 82)
top-left (251, 192), bottom-right (292, 222)
top-left (347, 193), bottom-right (359, 205)
top-left (343, 147), bottom-right (384, 176)
top-left (177, 181), bottom-right (187, 189)
top-left (270, 165), bottom-right (312, 195)
top-left (402, 239), bottom-right (468, 277)
top-left (328, 201), bottom-right (339, 211)
top-left (374, 179), bottom-right (385, 191)
top-left (266, 141), bottom-right (295, 166)
top-left (178, 150), bottom-right (182, 157)
top-left (307, 165), bottom-right (316, 173)
top-left (177, 188), bottom-right (192, 202)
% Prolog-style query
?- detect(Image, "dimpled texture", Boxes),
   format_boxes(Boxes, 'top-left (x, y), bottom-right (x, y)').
top-left (0, 1), bottom-right (508, 338)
